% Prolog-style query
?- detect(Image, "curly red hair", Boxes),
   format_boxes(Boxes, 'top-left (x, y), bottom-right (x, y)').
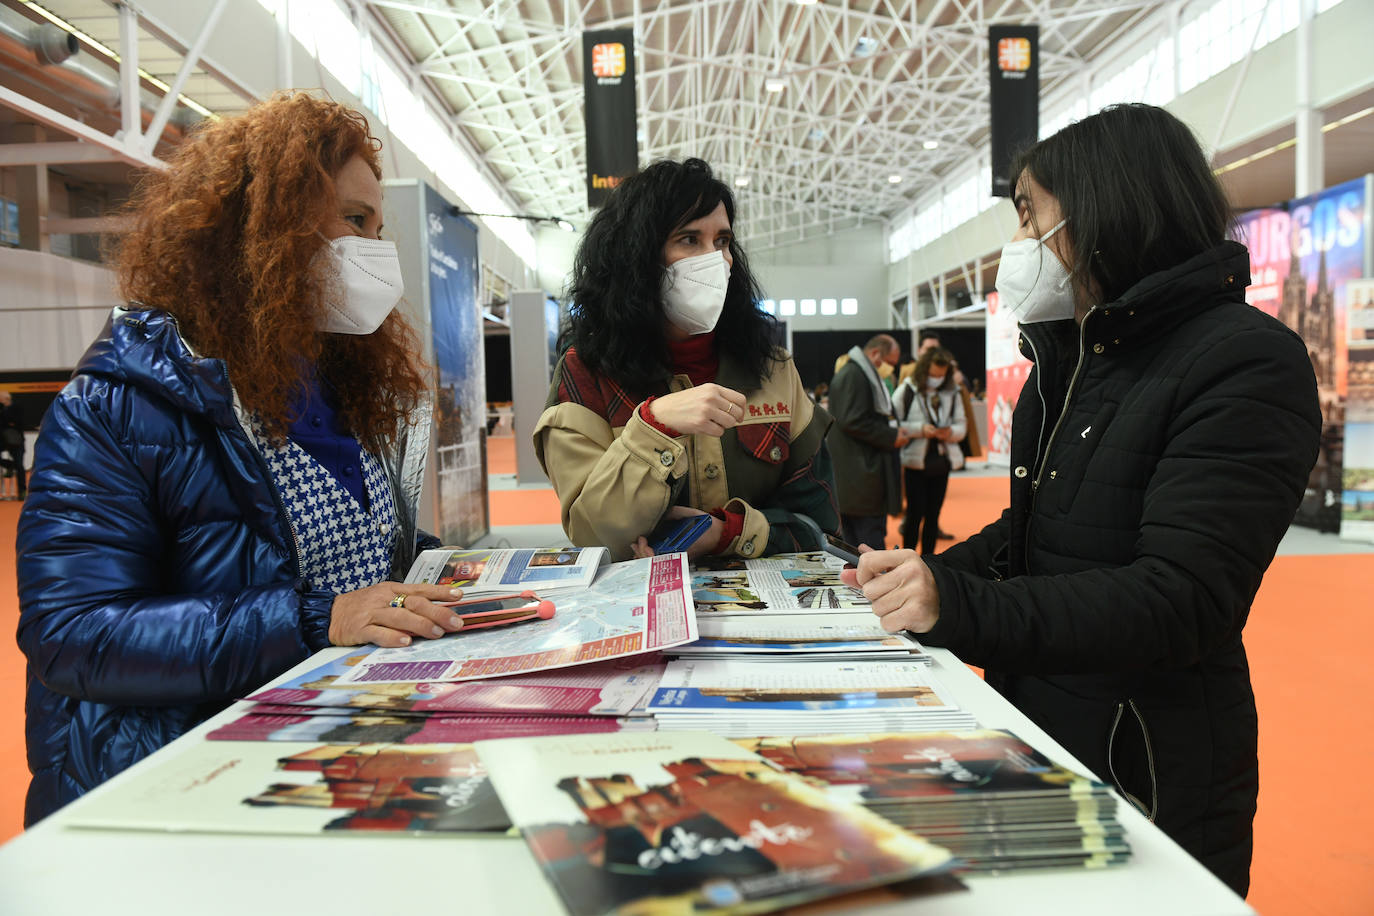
top-left (112, 92), bottom-right (428, 451)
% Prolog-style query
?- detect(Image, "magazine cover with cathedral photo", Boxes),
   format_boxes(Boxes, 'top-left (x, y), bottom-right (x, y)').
top-left (1234, 175), bottom-right (1372, 532)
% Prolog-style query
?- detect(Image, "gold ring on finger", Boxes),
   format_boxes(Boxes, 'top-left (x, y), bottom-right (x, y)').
top-left (389, 594), bottom-right (408, 608)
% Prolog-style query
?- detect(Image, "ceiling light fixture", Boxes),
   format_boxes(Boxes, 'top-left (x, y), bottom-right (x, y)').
top-left (18, 0), bottom-right (216, 119)
top-left (734, 176), bottom-right (750, 187)
top-left (541, 141), bottom-right (557, 153)
top-left (765, 77), bottom-right (787, 93)
top-left (854, 37), bottom-right (879, 58)
top-left (923, 140), bottom-right (940, 150)
top-left (888, 174), bottom-right (903, 184)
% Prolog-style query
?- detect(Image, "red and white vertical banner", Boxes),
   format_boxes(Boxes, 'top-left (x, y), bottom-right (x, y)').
top-left (983, 291), bottom-right (1032, 466)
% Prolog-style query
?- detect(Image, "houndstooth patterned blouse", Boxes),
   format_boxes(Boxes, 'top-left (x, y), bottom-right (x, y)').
top-left (250, 421), bottom-right (397, 594)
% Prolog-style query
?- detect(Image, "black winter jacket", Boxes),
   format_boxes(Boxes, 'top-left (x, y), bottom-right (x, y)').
top-left (924, 242), bottom-right (1320, 896)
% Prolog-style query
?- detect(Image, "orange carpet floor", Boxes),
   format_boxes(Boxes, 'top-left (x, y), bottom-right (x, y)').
top-left (2, 443), bottom-right (1370, 912)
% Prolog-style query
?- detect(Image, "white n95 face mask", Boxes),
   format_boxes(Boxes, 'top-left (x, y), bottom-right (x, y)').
top-left (317, 235), bottom-right (405, 335)
top-left (661, 249), bottom-right (730, 335)
top-left (994, 219), bottom-right (1076, 323)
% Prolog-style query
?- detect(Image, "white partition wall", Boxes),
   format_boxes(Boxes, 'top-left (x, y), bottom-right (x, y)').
top-left (508, 289), bottom-right (555, 486)
top-left (0, 247), bottom-right (120, 371)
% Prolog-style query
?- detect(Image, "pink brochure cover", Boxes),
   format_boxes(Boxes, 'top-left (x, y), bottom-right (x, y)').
top-left (248, 653), bottom-right (666, 717)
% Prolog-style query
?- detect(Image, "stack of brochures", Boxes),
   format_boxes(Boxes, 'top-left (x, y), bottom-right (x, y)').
top-left (206, 549), bottom-right (708, 747)
top-left (208, 548), bottom-right (702, 745)
top-left (475, 730), bottom-right (964, 915)
top-left (646, 658), bottom-right (978, 737)
top-left (735, 729), bottom-right (1130, 872)
top-left (667, 612), bottom-right (933, 662)
top-left (213, 651), bottom-right (667, 744)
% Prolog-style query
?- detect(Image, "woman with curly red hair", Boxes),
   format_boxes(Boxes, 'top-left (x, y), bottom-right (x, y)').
top-left (15, 93), bottom-right (463, 825)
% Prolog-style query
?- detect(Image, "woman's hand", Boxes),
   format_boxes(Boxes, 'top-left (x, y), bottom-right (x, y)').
top-left (329, 581), bottom-right (469, 648)
top-left (933, 427), bottom-right (953, 441)
top-left (921, 423), bottom-right (938, 439)
top-left (838, 549), bottom-right (940, 634)
top-left (649, 384), bottom-right (747, 436)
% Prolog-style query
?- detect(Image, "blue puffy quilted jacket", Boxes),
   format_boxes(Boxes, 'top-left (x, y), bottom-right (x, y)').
top-left (16, 308), bottom-right (429, 825)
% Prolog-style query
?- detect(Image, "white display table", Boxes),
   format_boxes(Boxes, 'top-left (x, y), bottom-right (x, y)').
top-left (0, 647), bottom-right (1253, 916)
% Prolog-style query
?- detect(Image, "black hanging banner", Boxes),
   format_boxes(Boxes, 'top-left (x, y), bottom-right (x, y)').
top-left (988, 25), bottom-right (1039, 198)
top-left (582, 29), bottom-right (638, 208)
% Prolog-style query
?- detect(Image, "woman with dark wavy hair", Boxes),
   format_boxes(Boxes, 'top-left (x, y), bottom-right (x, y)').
top-left (535, 158), bottom-right (839, 560)
top-left (16, 93), bottom-right (466, 825)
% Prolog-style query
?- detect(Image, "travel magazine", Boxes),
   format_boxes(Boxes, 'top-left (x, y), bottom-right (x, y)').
top-left (245, 652), bottom-right (665, 718)
top-left (405, 545), bottom-right (609, 593)
top-left (209, 711), bottom-right (657, 744)
top-left (336, 553), bottom-right (697, 685)
top-left (647, 659), bottom-right (977, 736)
top-left (69, 741), bottom-right (512, 835)
top-left (475, 730), bottom-right (959, 916)
top-left (691, 552), bottom-right (869, 615)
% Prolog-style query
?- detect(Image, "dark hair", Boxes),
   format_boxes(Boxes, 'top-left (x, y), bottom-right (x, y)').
top-left (864, 334), bottom-right (898, 355)
top-left (561, 158), bottom-right (777, 392)
top-left (918, 329), bottom-right (941, 345)
top-left (912, 347), bottom-right (954, 390)
top-left (1009, 104), bottom-right (1232, 304)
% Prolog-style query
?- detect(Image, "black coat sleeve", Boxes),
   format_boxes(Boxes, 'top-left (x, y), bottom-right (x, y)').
top-left (921, 325), bottom-right (1320, 674)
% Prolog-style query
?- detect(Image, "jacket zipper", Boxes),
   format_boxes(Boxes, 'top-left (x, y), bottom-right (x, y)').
top-left (1022, 312), bottom-right (1095, 568)
top-left (125, 309), bottom-right (305, 578)
top-left (1032, 311), bottom-right (1095, 492)
top-left (1107, 699), bottom-right (1159, 821)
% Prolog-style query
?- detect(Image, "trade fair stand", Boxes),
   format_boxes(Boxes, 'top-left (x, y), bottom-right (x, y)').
top-left (0, 646), bottom-right (1253, 916)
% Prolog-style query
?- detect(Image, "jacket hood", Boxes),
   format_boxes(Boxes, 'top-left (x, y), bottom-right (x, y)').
top-left (1086, 240), bottom-right (1251, 351)
top-left (76, 308), bottom-right (238, 427)
top-left (1018, 240), bottom-right (1253, 362)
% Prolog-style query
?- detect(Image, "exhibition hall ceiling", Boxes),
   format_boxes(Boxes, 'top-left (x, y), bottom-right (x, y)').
top-left (1, 0), bottom-right (1163, 250)
top-left (365, 0), bottom-right (1159, 249)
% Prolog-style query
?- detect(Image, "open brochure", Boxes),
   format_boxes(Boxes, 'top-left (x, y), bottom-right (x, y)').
top-left (68, 741), bottom-right (512, 835)
top-left (691, 551), bottom-right (867, 615)
top-left (337, 553), bottom-right (697, 685)
top-left (405, 546), bottom-right (609, 593)
top-left (476, 730), bottom-right (958, 916)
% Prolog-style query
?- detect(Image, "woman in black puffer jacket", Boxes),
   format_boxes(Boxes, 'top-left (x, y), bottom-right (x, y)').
top-left (842, 104), bottom-right (1321, 897)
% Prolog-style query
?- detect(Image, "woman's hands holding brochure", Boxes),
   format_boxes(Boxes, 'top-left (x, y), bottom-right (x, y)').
top-left (839, 548), bottom-right (941, 634)
top-left (329, 581), bottom-right (468, 648)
